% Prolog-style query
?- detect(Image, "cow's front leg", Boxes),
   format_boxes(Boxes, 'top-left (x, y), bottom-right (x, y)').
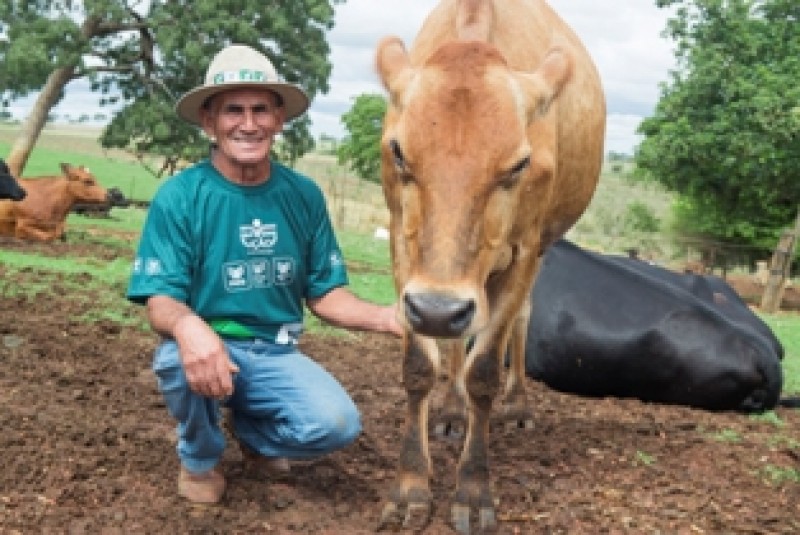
top-left (378, 335), bottom-right (439, 532)
top-left (500, 299), bottom-right (534, 429)
top-left (452, 340), bottom-right (501, 534)
top-left (433, 339), bottom-right (468, 438)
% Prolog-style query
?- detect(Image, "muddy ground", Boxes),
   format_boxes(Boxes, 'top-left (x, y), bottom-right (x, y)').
top-left (1, 235), bottom-right (799, 534)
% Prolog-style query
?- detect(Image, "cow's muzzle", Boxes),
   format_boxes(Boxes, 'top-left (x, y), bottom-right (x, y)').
top-left (403, 291), bottom-right (475, 338)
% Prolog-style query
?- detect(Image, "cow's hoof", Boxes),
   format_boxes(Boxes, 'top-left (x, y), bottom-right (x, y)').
top-left (377, 502), bottom-right (402, 531)
top-left (378, 501), bottom-right (432, 532)
top-left (498, 401), bottom-right (534, 430)
top-left (434, 420), bottom-right (465, 439)
top-left (503, 417), bottom-right (534, 431)
top-left (451, 503), bottom-right (497, 534)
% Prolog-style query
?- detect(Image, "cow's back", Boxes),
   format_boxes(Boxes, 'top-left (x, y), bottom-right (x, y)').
top-left (0, 177), bottom-right (72, 239)
top-left (410, 0), bottom-right (605, 242)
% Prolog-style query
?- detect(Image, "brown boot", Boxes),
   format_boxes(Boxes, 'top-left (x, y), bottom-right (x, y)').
top-left (225, 409), bottom-right (290, 478)
top-left (239, 442), bottom-right (291, 478)
top-left (178, 467), bottom-right (226, 504)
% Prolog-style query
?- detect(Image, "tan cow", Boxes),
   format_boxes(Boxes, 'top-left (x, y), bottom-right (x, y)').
top-left (376, 0), bottom-right (605, 532)
top-left (0, 163), bottom-right (110, 241)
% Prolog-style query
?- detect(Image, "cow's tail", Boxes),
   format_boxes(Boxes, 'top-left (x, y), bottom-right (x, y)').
top-left (778, 396), bottom-right (800, 409)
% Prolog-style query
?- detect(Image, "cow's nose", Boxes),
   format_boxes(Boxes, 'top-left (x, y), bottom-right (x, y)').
top-left (403, 292), bottom-right (475, 338)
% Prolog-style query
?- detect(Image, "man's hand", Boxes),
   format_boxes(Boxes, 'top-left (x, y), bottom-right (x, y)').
top-left (173, 314), bottom-right (239, 399)
top-left (382, 302), bottom-right (405, 338)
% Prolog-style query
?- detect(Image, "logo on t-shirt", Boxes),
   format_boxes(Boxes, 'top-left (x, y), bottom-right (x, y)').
top-left (222, 259), bottom-right (275, 292)
top-left (223, 262), bottom-right (249, 291)
top-left (273, 257), bottom-right (296, 285)
top-left (145, 258), bottom-right (162, 276)
top-left (240, 219), bottom-right (277, 254)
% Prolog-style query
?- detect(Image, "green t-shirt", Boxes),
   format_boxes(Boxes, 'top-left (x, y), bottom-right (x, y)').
top-left (126, 160), bottom-right (348, 344)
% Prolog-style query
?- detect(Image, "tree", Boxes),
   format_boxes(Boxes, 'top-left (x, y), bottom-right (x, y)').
top-left (635, 0), bottom-right (800, 250)
top-left (0, 0), bottom-right (343, 177)
top-left (337, 93), bottom-right (386, 183)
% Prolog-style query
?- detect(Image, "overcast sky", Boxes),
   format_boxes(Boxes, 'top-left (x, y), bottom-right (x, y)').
top-left (8, 0), bottom-right (677, 155)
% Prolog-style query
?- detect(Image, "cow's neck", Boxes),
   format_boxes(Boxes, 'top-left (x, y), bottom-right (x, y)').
top-left (32, 178), bottom-right (73, 219)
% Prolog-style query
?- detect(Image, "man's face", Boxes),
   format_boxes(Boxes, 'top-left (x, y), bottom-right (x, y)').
top-left (200, 88), bottom-right (286, 170)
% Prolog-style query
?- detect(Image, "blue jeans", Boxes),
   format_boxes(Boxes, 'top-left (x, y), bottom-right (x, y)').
top-left (153, 339), bottom-right (361, 474)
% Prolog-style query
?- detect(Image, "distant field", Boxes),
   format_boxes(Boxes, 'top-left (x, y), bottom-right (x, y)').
top-left (0, 124), bottom-right (164, 201)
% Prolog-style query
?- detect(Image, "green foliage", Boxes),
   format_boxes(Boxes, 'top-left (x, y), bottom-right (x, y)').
top-left (762, 465), bottom-right (800, 485)
top-left (761, 313), bottom-right (800, 395)
top-left (623, 201), bottom-right (660, 233)
top-left (0, 249), bottom-right (132, 288)
top-left (0, 0), bottom-right (344, 169)
top-left (750, 411), bottom-right (785, 428)
top-left (709, 429), bottom-right (742, 443)
top-left (66, 208), bottom-right (148, 236)
top-left (633, 450), bottom-right (656, 466)
top-left (636, 0), bottom-right (800, 250)
top-left (337, 93), bottom-right (387, 183)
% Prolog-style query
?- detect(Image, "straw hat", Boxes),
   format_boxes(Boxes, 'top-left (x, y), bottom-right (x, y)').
top-left (175, 44), bottom-right (310, 125)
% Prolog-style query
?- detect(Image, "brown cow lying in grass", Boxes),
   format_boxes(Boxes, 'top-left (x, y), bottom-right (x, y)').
top-left (0, 163), bottom-right (110, 241)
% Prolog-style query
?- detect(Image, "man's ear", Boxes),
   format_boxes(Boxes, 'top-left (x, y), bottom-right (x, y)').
top-left (199, 106), bottom-right (220, 140)
top-left (273, 106), bottom-right (286, 132)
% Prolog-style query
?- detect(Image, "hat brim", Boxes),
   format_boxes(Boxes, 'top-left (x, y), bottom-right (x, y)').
top-left (175, 82), bottom-right (310, 125)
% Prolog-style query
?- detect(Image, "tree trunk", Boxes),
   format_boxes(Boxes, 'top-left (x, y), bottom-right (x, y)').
top-left (761, 207), bottom-right (800, 313)
top-left (5, 66), bottom-right (76, 177)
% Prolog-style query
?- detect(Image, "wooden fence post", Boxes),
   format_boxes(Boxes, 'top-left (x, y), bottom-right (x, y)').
top-left (761, 207), bottom-right (800, 313)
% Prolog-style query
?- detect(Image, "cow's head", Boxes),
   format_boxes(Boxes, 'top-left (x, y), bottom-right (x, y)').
top-left (376, 38), bottom-right (573, 338)
top-left (62, 163), bottom-right (109, 203)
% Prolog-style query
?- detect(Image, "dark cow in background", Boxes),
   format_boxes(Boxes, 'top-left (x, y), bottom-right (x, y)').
top-left (525, 240), bottom-right (783, 412)
top-left (0, 160), bottom-right (26, 201)
top-left (72, 187), bottom-right (130, 217)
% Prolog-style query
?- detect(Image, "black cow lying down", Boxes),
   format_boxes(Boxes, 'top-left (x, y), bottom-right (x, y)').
top-left (525, 240), bottom-right (784, 412)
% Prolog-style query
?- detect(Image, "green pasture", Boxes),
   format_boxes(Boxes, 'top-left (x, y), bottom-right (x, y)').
top-left (0, 126), bottom-right (164, 202)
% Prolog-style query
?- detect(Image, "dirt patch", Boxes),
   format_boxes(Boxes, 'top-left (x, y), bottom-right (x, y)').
top-left (1, 239), bottom-right (799, 534)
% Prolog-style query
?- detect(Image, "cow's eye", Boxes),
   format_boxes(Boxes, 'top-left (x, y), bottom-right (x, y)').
top-left (389, 139), bottom-right (414, 183)
top-left (501, 156), bottom-right (530, 189)
top-left (390, 139), bottom-right (405, 168)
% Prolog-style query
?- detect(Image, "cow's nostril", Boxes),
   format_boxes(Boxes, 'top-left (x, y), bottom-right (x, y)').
top-left (403, 292), bottom-right (475, 338)
top-left (404, 293), bottom-right (425, 331)
top-left (449, 299), bottom-right (475, 334)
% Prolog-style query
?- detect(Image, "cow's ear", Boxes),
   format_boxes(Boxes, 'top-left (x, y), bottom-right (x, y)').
top-left (516, 45), bottom-right (574, 121)
top-left (376, 37), bottom-right (413, 109)
top-left (60, 163), bottom-right (72, 176)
